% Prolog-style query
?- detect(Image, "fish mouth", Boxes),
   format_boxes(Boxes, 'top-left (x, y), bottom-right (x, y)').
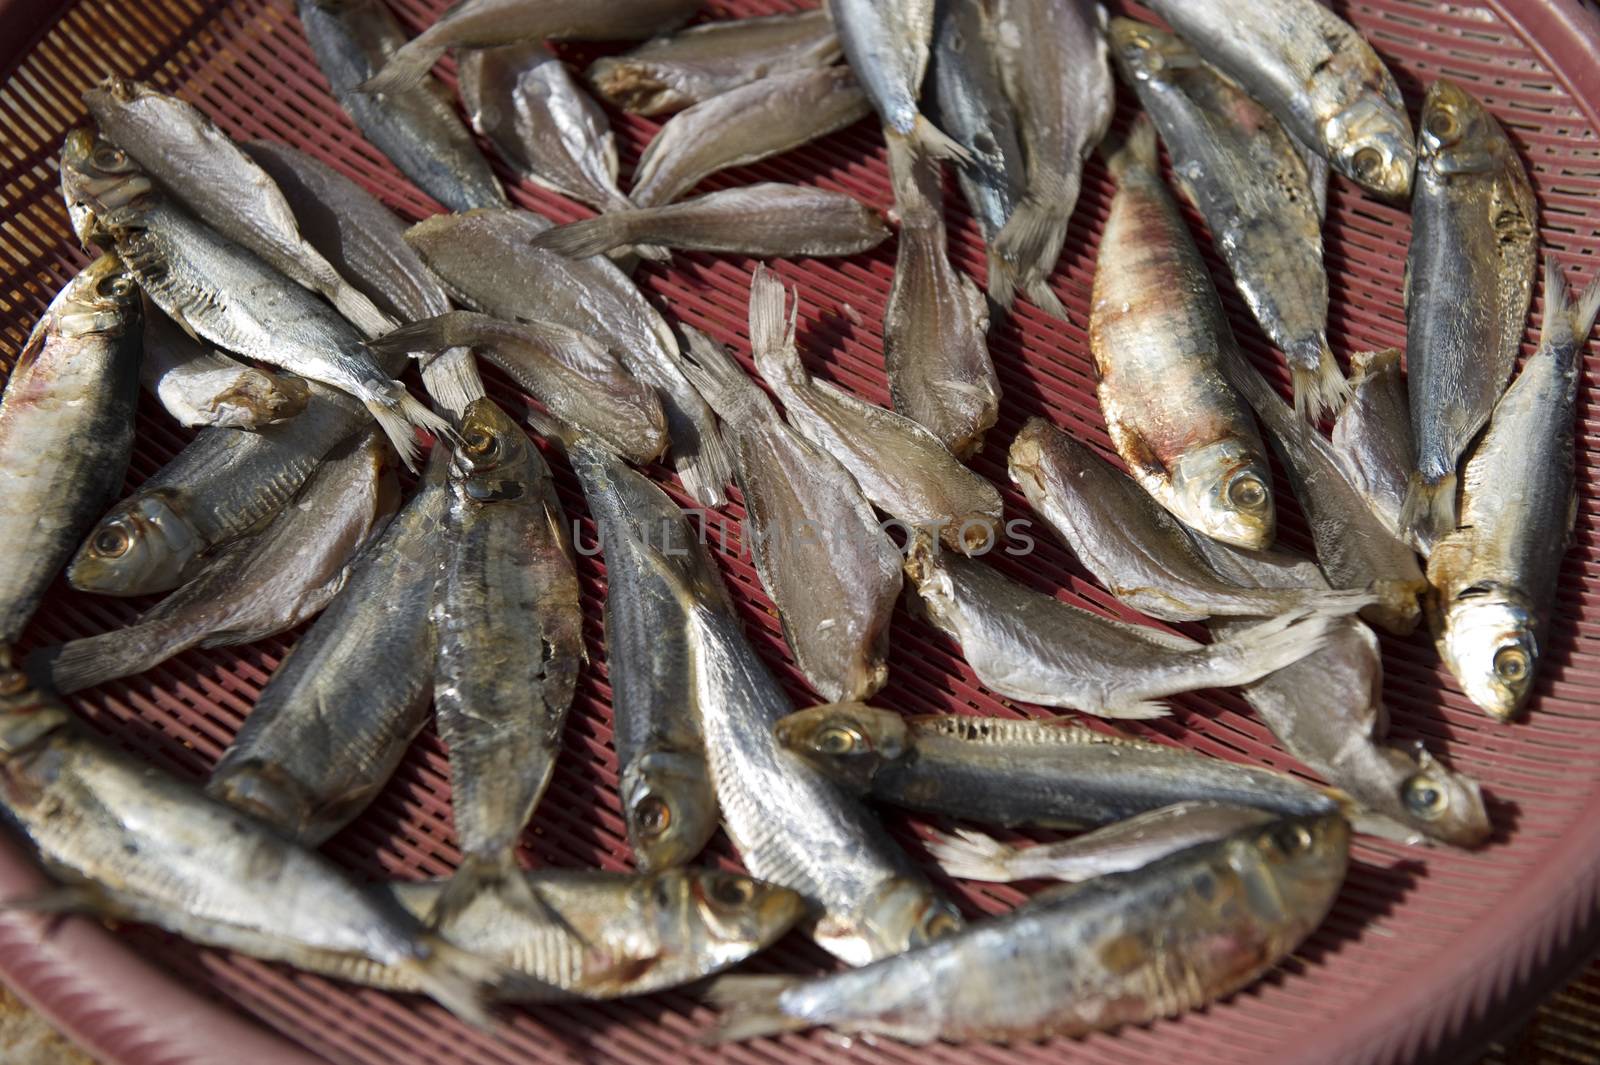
top-left (1436, 593), bottom-right (1538, 721)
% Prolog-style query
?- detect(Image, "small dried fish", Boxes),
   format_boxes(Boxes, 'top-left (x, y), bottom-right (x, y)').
top-left (631, 67), bottom-right (871, 207)
top-left (675, 326), bottom-right (901, 703)
top-left (528, 184), bottom-right (889, 259)
top-left (588, 9), bottom-right (840, 116)
top-left (142, 304), bottom-right (309, 429)
top-left (1331, 349), bottom-right (1418, 549)
top-left (828, 0), bottom-right (965, 160)
top-left (749, 265), bottom-right (1001, 553)
top-left (930, 0), bottom-right (1024, 244)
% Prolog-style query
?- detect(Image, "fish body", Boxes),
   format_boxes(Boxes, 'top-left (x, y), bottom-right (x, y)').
top-left (775, 704), bottom-right (1340, 829)
top-left (1090, 120), bottom-right (1275, 549)
top-left (296, 0), bottom-right (506, 212)
top-left (0, 255), bottom-right (141, 643)
top-left (1140, 0), bottom-right (1415, 200)
top-left (35, 430), bottom-right (395, 694)
top-left (747, 265), bottom-right (1001, 552)
top-left (1331, 349), bottom-right (1418, 549)
top-left (83, 78), bottom-right (391, 338)
top-left (631, 67), bottom-right (870, 208)
top-left (1007, 417), bottom-right (1369, 621)
top-left (904, 534), bottom-right (1333, 719)
top-left (405, 209), bottom-right (731, 504)
top-left (930, 0), bottom-right (1024, 244)
top-left (460, 42), bottom-right (630, 213)
top-left (710, 811), bottom-right (1349, 1042)
top-left (1111, 19), bottom-right (1342, 420)
top-left (587, 9), bottom-right (839, 116)
top-left (206, 448), bottom-right (448, 845)
top-left (142, 304), bottom-right (309, 429)
top-left (828, 0), bottom-right (964, 160)
top-left (985, 0), bottom-right (1112, 315)
top-left (0, 687), bottom-right (498, 1024)
top-left (564, 434), bottom-right (724, 870)
top-left (675, 329), bottom-right (901, 703)
top-left (359, 0), bottom-right (701, 94)
top-left (1427, 263), bottom-right (1598, 721)
top-left (431, 399), bottom-right (583, 923)
top-left (883, 135), bottom-right (997, 457)
top-left (1403, 80), bottom-right (1538, 542)
top-left (527, 184), bottom-right (889, 259)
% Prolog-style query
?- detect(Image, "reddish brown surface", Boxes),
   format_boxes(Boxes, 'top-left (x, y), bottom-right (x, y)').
top-left (1, 2), bottom-right (1599, 1064)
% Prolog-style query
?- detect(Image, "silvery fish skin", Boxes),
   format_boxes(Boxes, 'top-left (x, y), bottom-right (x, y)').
top-left (1111, 19), bottom-right (1343, 421)
top-left (775, 704), bottom-right (1341, 829)
top-left (431, 399), bottom-right (583, 925)
top-left (358, 0), bottom-right (701, 95)
top-left (828, 0), bottom-right (965, 160)
top-left (59, 132), bottom-right (450, 468)
top-left (709, 811), bottom-right (1349, 1042)
top-left (747, 264), bottom-right (1001, 553)
top-left (242, 141), bottom-right (483, 417)
top-left (1403, 80), bottom-right (1538, 543)
top-left (1331, 349), bottom-right (1419, 550)
top-left (527, 184), bottom-right (890, 259)
top-left (1428, 263), bottom-right (1598, 722)
top-left (903, 533), bottom-right (1335, 719)
top-left (369, 311), bottom-right (668, 465)
top-left (883, 134), bottom-right (997, 458)
top-left (928, 802), bottom-right (1280, 883)
top-left (0, 255), bottom-right (141, 644)
top-left (83, 77), bottom-right (392, 338)
top-left (460, 42), bottom-right (631, 213)
top-left (930, 0), bottom-right (1025, 244)
top-left (1191, 536), bottom-right (1490, 847)
top-left (563, 432), bottom-right (725, 871)
top-left (405, 209), bottom-right (732, 505)
top-left (674, 328), bottom-right (900, 703)
top-left (142, 304), bottom-right (309, 429)
top-left (1090, 119), bottom-right (1275, 550)
top-left (34, 430), bottom-right (395, 695)
top-left (1224, 354), bottom-right (1426, 636)
top-left (1140, 0), bottom-right (1415, 200)
top-left (631, 67), bottom-right (871, 208)
top-left (0, 683), bottom-right (501, 1024)
top-left (587, 9), bottom-right (840, 117)
top-left (206, 448), bottom-right (448, 846)
top-left (1008, 417), bottom-right (1370, 622)
top-left (296, 0), bottom-right (506, 213)
top-left (317, 867), bottom-right (804, 1000)
top-left (985, 0), bottom-right (1112, 317)
top-left (691, 598), bottom-right (961, 966)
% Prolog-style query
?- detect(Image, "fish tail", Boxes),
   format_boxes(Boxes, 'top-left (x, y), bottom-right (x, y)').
top-left (365, 311), bottom-right (477, 356)
top-left (1399, 470), bottom-right (1457, 543)
top-left (28, 623), bottom-right (190, 694)
top-left (395, 934), bottom-right (506, 1030)
top-left (747, 264), bottom-right (805, 388)
top-left (1024, 278), bottom-right (1070, 323)
top-left (670, 419), bottom-right (734, 508)
top-left (702, 975), bottom-right (809, 1042)
top-left (1210, 609), bottom-right (1336, 686)
top-left (1097, 698), bottom-right (1172, 720)
top-left (431, 850), bottom-right (589, 949)
top-left (356, 35), bottom-right (445, 95)
top-left (1543, 257), bottom-right (1600, 361)
top-left (364, 384), bottom-right (455, 472)
top-left (332, 285), bottom-right (397, 340)
top-left (528, 214), bottom-right (635, 259)
top-left (675, 324), bottom-right (757, 422)
top-left (1304, 588), bottom-right (1380, 617)
top-left (910, 113), bottom-right (972, 164)
top-left (1105, 115), bottom-right (1158, 181)
top-left (420, 346), bottom-right (485, 419)
top-left (1286, 335), bottom-right (1348, 422)
top-left (987, 194), bottom-right (1068, 314)
top-left (924, 828), bottom-right (1018, 883)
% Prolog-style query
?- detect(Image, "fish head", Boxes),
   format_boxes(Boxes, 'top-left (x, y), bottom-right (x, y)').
top-left (1236, 812), bottom-right (1350, 925)
top-left (621, 751), bottom-right (719, 871)
top-left (53, 255), bottom-right (141, 340)
top-left (451, 397), bottom-right (535, 501)
top-left (1418, 80), bottom-right (1509, 182)
top-left (1106, 18), bottom-right (1184, 85)
top-left (814, 878), bottom-right (963, 965)
top-left (1373, 744), bottom-right (1491, 847)
top-left (1327, 96), bottom-right (1416, 200)
top-left (671, 868), bottom-right (807, 971)
top-left (1437, 589), bottom-right (1539, 721)
top-left (1169, 440), bottom-right (1275, 549)
top-left (58, 128), bottom-right (154, 245)
top-left (66, 492), bottom-right (203, 596)
top-left (206, 759), bottom-right (319, 843)
top-left (772, 702), bottom-right (908, 793)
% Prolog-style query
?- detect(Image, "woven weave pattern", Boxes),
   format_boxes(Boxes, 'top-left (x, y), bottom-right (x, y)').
top-left (1, 2), bottom-right (1599, 1063)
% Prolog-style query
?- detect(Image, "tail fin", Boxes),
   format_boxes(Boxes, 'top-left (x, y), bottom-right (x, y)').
top-left (924, 828), bottom-right (1018, 883)
top-left (702, 975), bottom-right (809, 1042)
top-left (331, 284), bottom-right (397, 340)
top-left (674, 324), bottom-right (762, 422)
top-left (1208, 609), bottom-right (1336, 687)
top-left (528, 214), bottom-right (636, 259)
top-left (1284, 334), bottom-right (1348, 422)
top-left (366, 385), bottom-right (456, 472)
top-left (1399, 470), bottom-right (1457, 544)
top-left (523, 406), bottom-right (574, 448)
top-left (747, 264), bottom-right (806, 390)
top-left (909, 113), bottom-right (972, 164)
top-left (1105, 115), bottom-right (1158, 181)
top-left (986, 195), bottom-right (1068, 316)
top-left (396, 934), bottom-right (507, 1030)
top-left (366, 312), bottom-right (481, 357)
top-left (28, 621), bottom-right (194, 694)
top-left (357, 36), bottom-right (445, 95)
top-left (427, 851), bottom-right (581, 945)
top-left (1543, 257), bottom-right (1600, 361)
top-left (421, 346), bottom-right (485, 419)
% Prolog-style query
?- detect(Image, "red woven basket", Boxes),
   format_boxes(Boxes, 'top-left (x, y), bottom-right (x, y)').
top-left (2, 1), bottom-right (1599, 1063)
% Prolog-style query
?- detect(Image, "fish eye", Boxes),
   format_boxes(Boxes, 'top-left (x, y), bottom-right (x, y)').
top-left (1494, 645), bottom-right (1530, 684)
top-left (813, 724), bottom-right (862, 756)
top-left (92, 144), bottom-right (127, 170)
top-left (1351, 146), bottom-right (1384, 179)
top-left (1227, 473), bottom-right (1267, 510)
top-left (1426, 109), bottom-right (1459, 141)
top-left (460, 428), bottom-right (497, 457)
top-left (91, 524), bottom-right (132, 558)
top-left (1268, 822), bottom-right (1313, 858)
top-left (97, 274), bottom-right (134, 298)
top-left (1403, 775), bottom-right (1448, 818)
top-left (708, 874), bottom-right (755, 908)
top-left (922, 910), bottom-right (960, 939)
top-left (633, 794), bottom-right (671, 837)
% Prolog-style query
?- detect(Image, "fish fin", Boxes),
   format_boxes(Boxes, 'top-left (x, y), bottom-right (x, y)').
top-left (0, 883), bottom-right (110, 916)
top-left (1095, 698), bottom-right (1172, 720)
top-left (1285, 336), bottom-right (1348, 422)
top-left (1024, 278), bottom-right (1070, 323)
top-left (1104, 115), bottom-right (1158, 182)
top-left (747, 264), bottom-right (806, 390)
top-left (421, 347), bottom-right (486, 419)
top-left (1305, 588), bottom-right (1380, 616)
top-left (674, 324), bottom-right (758, 423)
top-left (429, 852), bottom-right (588, 947)
top-left (169, 305), bottom-right (203, 343)
top-left (365, 386), bottom-right (456, 473)
top-left (909, 114), bottom-right (972, 164)
top-left (701, 975), bottom-right (809, 1042)
top-left (1542, 257), bottom-right (1600, 358)
top-left (356, 36), bottom-right (446, 95)
top-left (27, 624), bottom-right (188, 695)
top-left (986, 194), bottom-right (1067, 313)
top-left (523, 406), bottom-right (574, 448)
top-left (924, 828), bottom-right (1018, 883)
top-left (394, 934), bottom-right (508, 1030)
top-left (527, 214), bottom-right (634, 259)
top-left (332, 285), bottom-right (396, 339)
top-left (365, 312), bottom-right (476, 357)
top-left (1212, 609), bottom-right (1337, 685)
top-left (1399, 471), bottom-right (1457, 544)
